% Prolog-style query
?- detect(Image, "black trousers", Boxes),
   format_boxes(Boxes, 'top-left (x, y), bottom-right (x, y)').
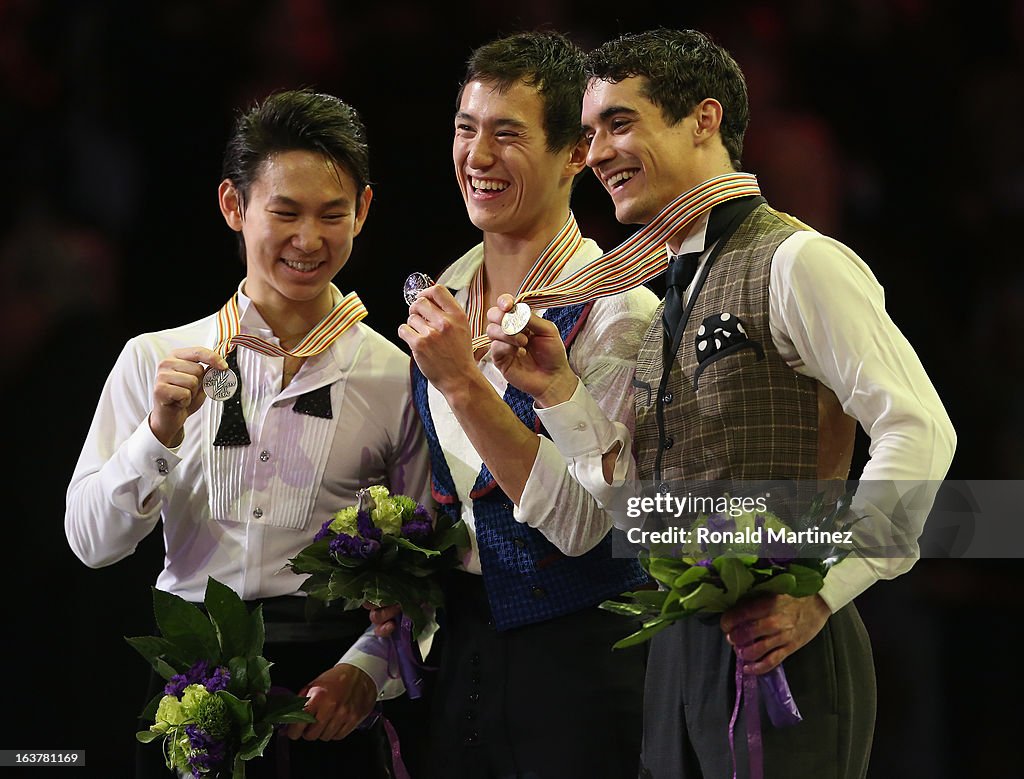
top-left (640, 604), bottom-right (876, 779)
top-left (424, 572), bottom-right (646, 779)
top-left (134, 598), bottom-right (391, 778)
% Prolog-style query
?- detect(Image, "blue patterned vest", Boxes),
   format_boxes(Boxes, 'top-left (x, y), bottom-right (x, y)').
top-left (412, 301), bottom-right (649, 631)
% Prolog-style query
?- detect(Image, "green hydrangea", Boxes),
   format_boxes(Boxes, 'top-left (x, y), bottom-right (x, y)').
top-left (180, 683), bottom-right (210, 713)
top-left (371, 498), bottom-right (404, 536)
top-left (151, 695), bottom-right (184, 734)
top-left (367, 485), bottom-right (391, 504)
top-left (329, 506), bottom-right (359, 536)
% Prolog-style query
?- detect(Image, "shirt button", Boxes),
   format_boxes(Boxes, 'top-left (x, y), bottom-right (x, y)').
top-left (574, 422), bottom-right (587, 431)
top-left (259, 450), bottom-right (270, 462)
top-left (252, 507), bottom-right (264, 519)
top-left (532, 586), bottom-right (546, 598)
top-left (663, 436), bottom-right (674, 450)
top-left (155, 458), bottom-right (168, 475)
top-left (662, 391), bottom-right (674, 404)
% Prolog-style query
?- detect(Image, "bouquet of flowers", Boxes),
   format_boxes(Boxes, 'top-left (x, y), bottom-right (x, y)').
top-left (601, 489), bottom-right (860, 775)
top-left (287, 486), bottom-right (468, 696)
top-left (126, 577), bottom-right (315, 778)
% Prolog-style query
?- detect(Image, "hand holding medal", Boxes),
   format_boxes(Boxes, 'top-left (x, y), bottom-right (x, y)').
top-left (149, 346), bottom-right (230, 448)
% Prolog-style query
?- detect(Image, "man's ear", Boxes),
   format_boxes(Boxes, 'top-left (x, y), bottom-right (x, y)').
top-left (693, 98), bottom-right (724, 143)
top-left (565, 137), bottom-right (589, 179)
top-left (352, 185), bottom-right (373, 237)
top-left (218, 179), bottom-right (244, 231)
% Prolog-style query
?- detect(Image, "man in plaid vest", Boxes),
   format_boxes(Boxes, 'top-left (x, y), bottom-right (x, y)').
top-left (487, 28), bottom-right (955, 779)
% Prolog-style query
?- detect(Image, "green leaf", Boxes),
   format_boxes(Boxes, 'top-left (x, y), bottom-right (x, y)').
top-left (262, 691), bottom-right (316, 725)
top-left (135, 730), bottom-right (161, 744)
top-left (751, 573), bottom-right (796, 595)
top-left (599, 600), bottom-right (648, 617)
top-left (204, 577), bottom-right (253, 660)
top-left (247, 656), bottom-right (273, 695)
top-left (219, 690), bottom-right (256, 744)
top-left (228, 656), bottom-right (249, 696)
top-left (232, 754), bottom-right (246, 779)
top-left (394, 537), bottom-right (441, 557)
top-left (612, 618), bottom-right (672, 649)
top-left (250, 604), bottom-right (265, 658)
top-left (140, 692), bottom-right (164, 721)
top-left (152, 587), bottom-right (221, 663)
top-left (124, 635), bottom-right (180, 666)
top-left (647, 557), bottom-right (688, 586)
top-left (716, 557), bottom-right (755, 605)
top-left (680, 582), bottom-right (730, 612)
top-left (628, 590), bottom-right (670, 610)
top-left (673, 566), bottom-right (709, 589)
top-left (239, 725), bottom-right (274, 761)
top-left (787, 563), bottom-right (826, 597)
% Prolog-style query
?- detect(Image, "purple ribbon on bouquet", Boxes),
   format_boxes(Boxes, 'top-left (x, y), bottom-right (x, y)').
top-left (389, 614), bottom-right (428, 699)
top-left (728, 663), bottom-right (803, 779)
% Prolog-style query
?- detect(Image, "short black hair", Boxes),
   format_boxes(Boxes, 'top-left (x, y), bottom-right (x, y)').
top-left (458, 31), bottom-right (587, 153)
top-left (222, 89), bottom-right (370, 208)
top-left (586, 29), bottom-right (749, 169)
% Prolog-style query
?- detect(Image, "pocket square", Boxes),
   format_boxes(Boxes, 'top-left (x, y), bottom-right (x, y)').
top-left (695, 312), bottom-right (748, 362)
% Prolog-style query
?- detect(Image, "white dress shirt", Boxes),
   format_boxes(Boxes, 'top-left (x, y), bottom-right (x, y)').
top-left (536, 211), bottom-right (956, 612)
top-left (65, 282), bottom-right (431, 603)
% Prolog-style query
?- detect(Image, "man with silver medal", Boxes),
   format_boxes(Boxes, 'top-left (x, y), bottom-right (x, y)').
top-left (65, 90), bottom-right (430, 778)
top-left (350, 31), bottom-right (661, 778)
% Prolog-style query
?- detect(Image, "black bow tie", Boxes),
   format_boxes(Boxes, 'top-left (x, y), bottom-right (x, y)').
top-left (212, 350), bottom-right (333, 447)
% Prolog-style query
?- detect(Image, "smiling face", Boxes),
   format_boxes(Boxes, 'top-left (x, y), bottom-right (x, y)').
top-left (453, 79), bottom-right (576, 241)
top-left (219, 149), bottom-right (371, 315)
top-left (582, 76), bottom-right (706, 226)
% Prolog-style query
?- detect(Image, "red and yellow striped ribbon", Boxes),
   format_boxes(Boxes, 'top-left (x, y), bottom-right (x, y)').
top-left (214, 290), bottom-right (368, 359)
top-left (484, 173), bottom-right (761, 339)
top-left (467, 213), bottom-right (583, 350)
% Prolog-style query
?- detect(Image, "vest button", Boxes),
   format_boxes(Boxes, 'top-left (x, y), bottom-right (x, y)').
top-left (663, 436), bottom-right (674, 450)
top-left (513, 537), bottom-right (527, 548)
top-left (659, 482), bottom-right (669, 492)
top-left (252, 507), bottom-right (264, 519)
top-left (464, 731), bottom-right (479, 745)
top-left (662, 391), bottom-right (674, 404)
top-left (468, 692), bottom-right (480, 703)
top-left (532, 586), bottom-right (546, 598)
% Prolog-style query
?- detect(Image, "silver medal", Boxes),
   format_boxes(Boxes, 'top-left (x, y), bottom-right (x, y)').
top-left (202, 366), bottom-right (239, 402)
top-left (500, 302), bottom-right (532, 336)
top-left (403, 272), bottom-right (435, 306)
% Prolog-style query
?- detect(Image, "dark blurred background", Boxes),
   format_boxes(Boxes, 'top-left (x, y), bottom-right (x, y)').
top-left (2, 0), bottom-right (1021, 776)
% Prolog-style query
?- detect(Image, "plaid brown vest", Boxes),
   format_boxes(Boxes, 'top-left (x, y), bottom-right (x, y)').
top-left (634, 204), bottom-right (854, 484)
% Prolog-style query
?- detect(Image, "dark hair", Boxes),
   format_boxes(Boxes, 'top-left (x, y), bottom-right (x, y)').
top-left (222, 89), bottom-right (371, 207)
top-left (586, 29), bottom-right (749, 169)
top-left (458, 31), bottom-right (587, 152)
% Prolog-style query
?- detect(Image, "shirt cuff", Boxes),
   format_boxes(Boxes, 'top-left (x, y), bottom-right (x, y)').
top-left (339, 633), bottom-right (402, 700)
top-left (819, 556), bottom-right (884, 612)
top-left (514, 437), bottom-right (573, 526)
top-left (535, 378), bottom-right (621, 458)
top-left (105, 418), bottom-right (184, 515)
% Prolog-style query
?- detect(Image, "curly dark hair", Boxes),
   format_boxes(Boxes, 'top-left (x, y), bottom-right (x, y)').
top-left (458, 31), bottom-right (587, 153)
top-left (586, 28), bottom-right (749, 169)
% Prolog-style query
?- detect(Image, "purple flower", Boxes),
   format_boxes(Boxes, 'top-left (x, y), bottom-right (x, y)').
top-left (205, 665), bottom-right (231, 693)
top-left (185, 725), bottom-right (226, 776)
top-left (356, 510), bottom-right (382, 541)
top-left (329, 532), bottom-right (380, 560)
top-left (706, 513), bottom-right (736, 534)
top-left (401, 517), bottom-right (432, 540)
top-left (313, 518), bottom-right (334, 542)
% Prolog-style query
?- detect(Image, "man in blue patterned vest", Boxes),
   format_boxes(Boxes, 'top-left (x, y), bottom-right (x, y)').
top-left (343, 31), bottom-right (659, 778)
top-left (487, 28), bottom-right (955, 779)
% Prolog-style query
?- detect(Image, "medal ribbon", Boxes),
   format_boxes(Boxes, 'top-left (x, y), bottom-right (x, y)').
top-left (467, 213), bottom-right (583, 350)
top-left (480, 173), bottom-right (760, 343)
top-left (213, 290), bottom-right (368, 360)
